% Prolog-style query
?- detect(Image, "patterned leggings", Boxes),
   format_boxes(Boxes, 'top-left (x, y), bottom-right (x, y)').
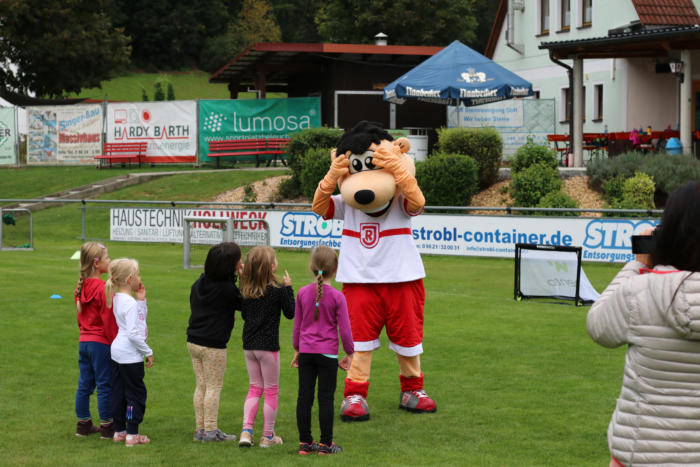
top-left (242, 350), bottom-right (280, 437)
top-left (188, 342), bottom-right (227, 432)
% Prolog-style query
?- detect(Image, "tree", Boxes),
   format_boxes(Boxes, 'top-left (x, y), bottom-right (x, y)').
top-left (228, 0), bottom-right (282, 52)
top-left (314, 0), bottom-right (478, 46)
top-left (270, 0), bottom-right (323, 43)
top-left (153, 82), bottom-right (165, 101)
top-left (0, 0), bottom-right (131, 97)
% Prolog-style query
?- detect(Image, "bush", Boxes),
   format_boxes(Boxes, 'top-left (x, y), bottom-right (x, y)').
top-left (299, 148), bottom-right (339, 200)
top-left (276, 176), bottom-right (303, 201)
top-left (640, 153), bottom-right (700, 199)
top-left (622, 172), bottom-right (655, 209)
top-left (510, 162), bottom-right (561, 207)
top-left (601, 175), bottom-right (626, 204)
top-left (415, 152), bottom-right (479, 206)
top-left (536, 191), bottom-right (579, 216)
top-left (586, 151), bottom-right (650, 190)
top-left (510, 137), bottom-right (559, 173)
top-left (436, 127), bottom-right (502, 189)
top-left (286, 127), bottom-right (344, 179)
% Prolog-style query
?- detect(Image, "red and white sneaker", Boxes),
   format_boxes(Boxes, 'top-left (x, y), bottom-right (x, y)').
top-left (113, 431), bottom-right (127, 443)
top-left (340, 394), bottom-right (370, 422)
top-left (399, 390), bottom-right (437, 413)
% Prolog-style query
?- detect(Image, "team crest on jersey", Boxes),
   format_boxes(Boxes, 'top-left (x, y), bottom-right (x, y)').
top-left (360, 223), bottom-right (380, 248)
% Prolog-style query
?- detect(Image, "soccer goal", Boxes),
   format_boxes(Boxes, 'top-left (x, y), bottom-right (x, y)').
top-left (183, 215), bottom-right (270, 269)
top-left (513, 243), bottom-right (599, 306)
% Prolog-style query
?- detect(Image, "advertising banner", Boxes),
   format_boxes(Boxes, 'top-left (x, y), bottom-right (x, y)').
top-left (0, 107), bottom-right (17, 165)
top-left (110, 208), bottom-right (659, 263)
top-left (447, 99), bottom-right (555, 157)
top-left (106, 101), bottom-right (197, 162)
top-left (26, 105), bottom-right (102, 164)
top-left (199, 97), bottom-right (321, 162)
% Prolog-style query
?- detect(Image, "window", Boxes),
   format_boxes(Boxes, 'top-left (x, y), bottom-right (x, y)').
top-left (560, 87), bottom-right (570, 122)
top-left (540, 0), bottom-right (550, 34)
top-left (560, 0), bottom-right (570, 31)
top-left (581, 0), bottom-right (592, 26)
top-left (593, 84), bottom-right (603, 120)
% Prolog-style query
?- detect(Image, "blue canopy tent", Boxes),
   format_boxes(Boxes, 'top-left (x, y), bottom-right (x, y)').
top-left (384, 40), bottom-right (533, 107)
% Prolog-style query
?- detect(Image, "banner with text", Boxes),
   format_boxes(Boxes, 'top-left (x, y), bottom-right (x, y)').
top-left (106, 101), bottom-right (197, 162)
top-left (447, 99), bottom-right (555, 157)
top-left (26, 105), bottom-right (102, 164)
top-left (110, 208), bottom-right (659, 263)
top-left (0, 107), bottom-right (17, 165)
top-left (199, 97), bottom-right (321, 162)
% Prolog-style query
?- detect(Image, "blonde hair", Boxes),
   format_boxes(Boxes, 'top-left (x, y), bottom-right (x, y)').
top-left (240, 246), bottom-right (279, 299)
top-left (105, 258), bottom-right (139, 304)
top-left (75, 242), bottom-right (107, 313)
top-left (309, 245), bottom-right (338, 321)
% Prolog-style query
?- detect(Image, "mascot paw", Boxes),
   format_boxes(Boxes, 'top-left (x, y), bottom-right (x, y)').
top-left (399, 390), bottom-right (437, 413)
top-left (340, 395), bottom-right (370, 422)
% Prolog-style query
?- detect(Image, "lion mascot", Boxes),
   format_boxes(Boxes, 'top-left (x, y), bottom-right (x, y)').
top-left (312, 120), bottom-right (437, 421)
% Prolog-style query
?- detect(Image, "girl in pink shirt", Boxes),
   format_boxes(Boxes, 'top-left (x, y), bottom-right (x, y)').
top-left (291, 245), bottom-right (354, 455)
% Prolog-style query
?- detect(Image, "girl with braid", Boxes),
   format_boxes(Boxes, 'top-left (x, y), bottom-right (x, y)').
top-left (291, 245), bottom-right (354, 455)
top-left (73, 242), bottom-right (117, 439)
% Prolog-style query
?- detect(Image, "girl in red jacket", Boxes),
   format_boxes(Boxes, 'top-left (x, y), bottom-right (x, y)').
top-left (74, 242), bottom-right (117, 439)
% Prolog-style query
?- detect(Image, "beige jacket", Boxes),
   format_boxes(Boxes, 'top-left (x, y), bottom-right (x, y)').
top-left (587, 260), bottom-right (700, 466)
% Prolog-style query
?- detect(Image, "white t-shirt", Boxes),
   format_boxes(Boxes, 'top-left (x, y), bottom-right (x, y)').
top-left (111, 293), bottom-right (152, 364)
top-left (328, 194), bottom-right (425, 283)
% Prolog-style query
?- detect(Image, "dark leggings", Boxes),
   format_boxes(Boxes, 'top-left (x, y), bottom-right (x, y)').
top-left (296, 353), bottom-right (338, 446)
top-left (111, 360), bottom-right (147, 435)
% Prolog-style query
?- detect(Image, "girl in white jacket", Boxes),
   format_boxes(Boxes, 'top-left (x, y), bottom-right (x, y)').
top-left (587, 181), bottom-right (700, 467)
top-left (106, 258), bottom-right (153, 447)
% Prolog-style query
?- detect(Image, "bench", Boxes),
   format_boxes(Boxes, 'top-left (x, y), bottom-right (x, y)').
top-left (94, 142), bottom-right (147, 168)
top-left (208, 138), bottom-right (290, 168)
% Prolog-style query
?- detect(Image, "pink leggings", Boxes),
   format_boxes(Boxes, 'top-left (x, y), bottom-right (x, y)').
top-left (242, 350), bottom-right (280, 437)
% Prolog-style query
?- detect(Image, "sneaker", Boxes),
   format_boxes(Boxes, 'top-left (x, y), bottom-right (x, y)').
top-left (100, 422), bottom-right (115, 440)
top-left (202, 429), bottom-right (236, 442)
top-left (399, 390), bottom-right (437, 413)
top-left (239, 430), bottom-right (253, 447)
top-left (125, 433), bottom-right (150, 447)
top-left (298, 441), bottom-right (320, 455)
top-left (76, 419), bottom-right (100, 437)
top-left (340, 395), bottom-right (370, 422)
top-left (317, 442), bottom-right (342, 455)
top-left (193, 429), bottom-right (204, 441)
top-left (259, 435), bottom-right (283, 448)
top-left (113, 431), bottom-right (127, 443)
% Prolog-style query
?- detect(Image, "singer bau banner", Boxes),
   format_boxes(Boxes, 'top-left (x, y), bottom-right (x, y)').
top-left (26, 105), bottom-right (102, 164)
top-left (106, 101), bottom-right (197, 162)
top-left (0, 107), bottom-right (17, 165)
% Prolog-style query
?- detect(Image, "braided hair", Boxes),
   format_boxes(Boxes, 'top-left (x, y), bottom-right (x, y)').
top-left (75, 242), bottom-right (107, 313)
top-left (309, 245), bottom-right (338, 321)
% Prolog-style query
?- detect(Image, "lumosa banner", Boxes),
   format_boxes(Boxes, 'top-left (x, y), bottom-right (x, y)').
top-left (198, 97), bottom-right (321, 163)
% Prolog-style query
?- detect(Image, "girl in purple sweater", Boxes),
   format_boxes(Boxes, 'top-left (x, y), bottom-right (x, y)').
top-left (291, 245), bottom-right (354, 455)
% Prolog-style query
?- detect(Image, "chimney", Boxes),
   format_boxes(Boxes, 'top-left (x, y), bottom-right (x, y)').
top-left (374, 32), bottom-right (388, 46)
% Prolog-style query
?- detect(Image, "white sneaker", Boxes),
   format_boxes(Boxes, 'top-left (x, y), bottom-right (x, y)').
top-left (239, 430), bottom-right (253, 447)
top-left (259, 435), bottom-right (283, 447)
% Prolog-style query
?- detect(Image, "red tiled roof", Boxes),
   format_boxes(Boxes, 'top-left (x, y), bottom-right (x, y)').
top-left (632, 0), bottom-right (700, 26)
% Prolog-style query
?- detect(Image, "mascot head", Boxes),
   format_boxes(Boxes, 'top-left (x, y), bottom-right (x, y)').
top-left (333, 121), bottom-right (412, 217)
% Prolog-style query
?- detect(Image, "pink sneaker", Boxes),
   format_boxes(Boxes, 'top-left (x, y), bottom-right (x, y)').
top-left (113, 431), bottom-right (127, 443)
top-left (125, 434), bottom-right (150, 447)
top-left (340, 395), bottom-right (370, 421)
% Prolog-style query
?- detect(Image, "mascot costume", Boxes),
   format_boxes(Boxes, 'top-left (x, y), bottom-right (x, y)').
top-left (312, 120), bottom-right (437, 421)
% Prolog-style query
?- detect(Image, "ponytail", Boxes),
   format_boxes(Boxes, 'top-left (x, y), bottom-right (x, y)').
top-left (75, 276), bottom-right (86, 313)
top-left (314, 270), bottom-right (324, 321)
top-left (75, 242), bottom-right (107, 313)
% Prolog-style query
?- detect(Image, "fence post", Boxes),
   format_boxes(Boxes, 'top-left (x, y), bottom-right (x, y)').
top-left (224, 218), bottom-right (234, 242)
top-left (81, 200), bottom-right (87, 242)
top-left (183, 220), bottom-right (191, 270)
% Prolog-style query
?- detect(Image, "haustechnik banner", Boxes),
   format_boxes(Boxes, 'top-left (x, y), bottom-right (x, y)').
top-left (0, 107), bottom-right (17, 165)
top-left (26, 105), bottom-right (102, 164)
top-left (110, 208), bottom-right (659, 264)
top-left (106, 101), bottom-right (197, 162)
top-left (198, 97), bottom-right (321, 162)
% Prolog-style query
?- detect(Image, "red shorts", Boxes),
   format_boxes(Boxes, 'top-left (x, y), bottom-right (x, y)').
top-left (342, 279), bottom-right (425, 355)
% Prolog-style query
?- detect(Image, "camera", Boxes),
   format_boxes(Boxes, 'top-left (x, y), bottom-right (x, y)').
top-left (631, 227), bottom-right (659, 254)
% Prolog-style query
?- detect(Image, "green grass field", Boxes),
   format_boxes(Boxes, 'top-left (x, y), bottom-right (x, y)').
top-left (0, 168), bottom-right (625, 465)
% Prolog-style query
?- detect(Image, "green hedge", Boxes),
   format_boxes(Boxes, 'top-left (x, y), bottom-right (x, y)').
top-left (283, 127), bottom-right (344, 198)
top-left (299, 147), bottom-right (339, 200)
top-left (510, 137), bottom-right (559, 173)
top-left (436, 127), bottom-right (502, 188)
top-left (415, 152), bottom-right (479, 206)
top-left (510, 162), bottom-right (561, 207)
top-left (536, 191), bottom-right (580, 216)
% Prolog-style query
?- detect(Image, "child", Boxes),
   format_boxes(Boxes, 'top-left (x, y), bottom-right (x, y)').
top-left (238, 246), bottom-right (295, 448)
top-left (106, 258), bottom-right (153, 447)
top-left (291, 245), bottom-right (354, 455)
top-left (187, 242), bottom-right (243, 442)
top-left (74, 242), bottom-right (117, 439)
